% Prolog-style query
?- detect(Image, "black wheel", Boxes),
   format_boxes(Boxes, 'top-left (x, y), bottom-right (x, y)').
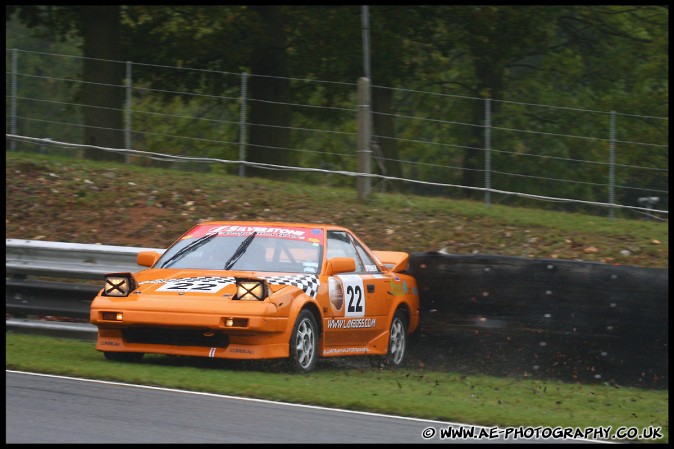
top-left (289, 309), bottom-right (318, 373)
top-left (103, 351), bottom-right (144, 363)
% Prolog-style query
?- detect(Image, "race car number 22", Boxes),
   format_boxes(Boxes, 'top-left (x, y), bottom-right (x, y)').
top-left (156, 280), bottom-right (227, 293)
top-left (339, 275), bottom-right (365, 317)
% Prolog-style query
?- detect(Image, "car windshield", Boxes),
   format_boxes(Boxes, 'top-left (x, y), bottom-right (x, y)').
top-left (154, 224), bottom-right (324, 274)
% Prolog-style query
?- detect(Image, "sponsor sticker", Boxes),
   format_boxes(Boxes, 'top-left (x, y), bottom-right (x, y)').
top-left (327, 318), bottom-right (377, 329)
top-left (184, 224), bottom-right (324, 244)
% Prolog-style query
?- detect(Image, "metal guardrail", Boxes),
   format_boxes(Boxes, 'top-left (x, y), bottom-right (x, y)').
top-left (6, 317), bottom-right (98, 341)
top-left (6, 238), bottom-right (163, 280)
top-left (6, 279), bottom-right (101, 318)
top-left (6, 239), bottom-right (163, 320)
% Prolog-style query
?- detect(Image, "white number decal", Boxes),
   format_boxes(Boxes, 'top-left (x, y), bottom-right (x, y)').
top-left (157, 281), bottom-right (225, 293)
top-left (339, 275), bottom-right (365, 317)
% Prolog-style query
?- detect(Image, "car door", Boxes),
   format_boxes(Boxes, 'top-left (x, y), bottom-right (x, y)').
top-left (323, 231), bottom-right (390, 349)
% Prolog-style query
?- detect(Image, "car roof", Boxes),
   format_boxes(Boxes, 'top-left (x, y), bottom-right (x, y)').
top-left (195, 221), bottom-right (352, 233)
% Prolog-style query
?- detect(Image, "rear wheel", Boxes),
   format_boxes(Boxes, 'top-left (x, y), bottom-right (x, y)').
top-left (103, 351), bottom-right (144, 363)
top-left (386, 311), bottom-right (407, 367)
top-left (371, 310), bottom-right (407, 369)
top-left (289, 310), bottom-right (318, 373)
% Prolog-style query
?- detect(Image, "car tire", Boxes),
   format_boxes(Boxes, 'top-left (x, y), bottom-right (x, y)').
top-left (386, 310), bottom-right (408, 367)
top-left (289, 309), bottom-right (318, 373)
top-left (103, 351), bottom-right (144, 363)
top-left (371, 310), bottom-right (407, 369)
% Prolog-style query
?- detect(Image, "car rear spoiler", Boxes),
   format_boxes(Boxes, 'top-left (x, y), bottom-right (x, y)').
top-left (372, 250), bottom-right (409, 273)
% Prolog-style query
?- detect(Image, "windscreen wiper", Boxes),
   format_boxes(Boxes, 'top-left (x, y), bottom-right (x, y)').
top-left (224, 232), bottom-right (257, 270)
top-left (161, 232), bottom-right (217, 268)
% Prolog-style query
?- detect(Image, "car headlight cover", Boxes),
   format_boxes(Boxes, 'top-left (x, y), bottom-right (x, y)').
top-left (103, 273), bottom-right (137, 297)
top-left (234, 278), bottom-right (268, 301)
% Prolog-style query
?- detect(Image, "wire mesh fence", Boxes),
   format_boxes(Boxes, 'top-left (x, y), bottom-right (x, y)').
top-left (5, 48), bottom-right (669, 220)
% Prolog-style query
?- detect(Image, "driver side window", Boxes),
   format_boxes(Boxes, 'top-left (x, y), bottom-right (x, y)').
top-left (326, 231), bottom-right (364, 272)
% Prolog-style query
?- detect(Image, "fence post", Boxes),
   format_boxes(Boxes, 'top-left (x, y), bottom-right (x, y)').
top-left (238, 72), bottom-right (248, 177)
top-left (124, 61), bottom-right (132, 163)
top-left (357, 77), bottom-right (372, 200)
top-left (609, 111), bottom-right (616, 220)
top-left (10, 48), bottom-right (18, 152)
top-left (484, 97), bottom-right (492, 207)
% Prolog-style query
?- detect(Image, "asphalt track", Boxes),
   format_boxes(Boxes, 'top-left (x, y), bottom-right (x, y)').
top-left (6, 371), bottom-right (603, 444)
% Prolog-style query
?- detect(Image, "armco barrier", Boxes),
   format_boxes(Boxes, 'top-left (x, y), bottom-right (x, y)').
top-left (5, 240), bottom-right (668, 388)
top-left (6, 238), bottom-right (162, 318)
top-left (6, 238), bottom-right (162, 279)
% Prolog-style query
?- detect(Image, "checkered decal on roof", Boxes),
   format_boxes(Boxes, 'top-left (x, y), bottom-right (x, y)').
top-left (263, 274), bottom-right (320, 298)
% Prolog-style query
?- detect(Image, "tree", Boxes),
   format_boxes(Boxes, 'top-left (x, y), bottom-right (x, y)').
top-left (7, 5), bottom-right (126, 162)
top-left (8, 5), bottom-right (667, 208)
top-left (408, 5), bottom-right (668, 201)
top-left (282, 6), bottom-right (449, 189)
top-left (246, 6), bottom-right (294, 179)
top-left (119, 6), bottom-right (297, 179)
top-left (80, 6), bottom-right (125, 161)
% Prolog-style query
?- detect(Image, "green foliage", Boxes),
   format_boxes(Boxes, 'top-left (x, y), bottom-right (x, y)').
top-left (6, 6), bottom-right (668, 215)
top-left (5, 12), bottom-right (84, 149)
top-left (129, 88), bottom-right (241, 174)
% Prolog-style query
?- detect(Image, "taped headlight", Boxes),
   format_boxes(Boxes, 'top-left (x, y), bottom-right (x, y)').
top-left (234, 278), bottom-right (268, 301)
top-left (102, 273), bottom-right (137, 297)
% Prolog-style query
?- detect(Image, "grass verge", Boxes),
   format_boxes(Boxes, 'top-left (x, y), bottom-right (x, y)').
top-left (6, 332), bottom-right (668, 443)
top-left (6, 151), bottom-right (668, 268)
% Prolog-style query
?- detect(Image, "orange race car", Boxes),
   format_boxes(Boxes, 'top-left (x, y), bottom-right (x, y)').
top-left (90, 221), bottom-right (420, 372)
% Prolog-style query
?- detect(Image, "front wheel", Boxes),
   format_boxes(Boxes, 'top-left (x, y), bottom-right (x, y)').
top-left (289, 310), bottom-right (318, 373)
